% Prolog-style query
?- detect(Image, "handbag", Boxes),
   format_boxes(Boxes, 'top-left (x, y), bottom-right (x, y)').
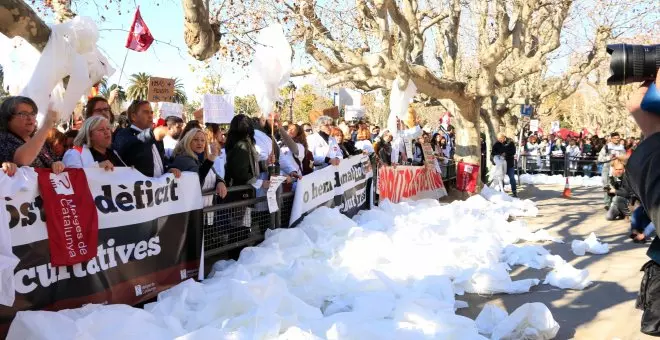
top-left (638, 260), bottom-right (660, 336)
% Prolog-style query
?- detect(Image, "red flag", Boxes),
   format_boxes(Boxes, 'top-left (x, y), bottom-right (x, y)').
top-left (125, 7), bottom-right (154, 52)
top-left (36, 169), bottom-right (99, 266)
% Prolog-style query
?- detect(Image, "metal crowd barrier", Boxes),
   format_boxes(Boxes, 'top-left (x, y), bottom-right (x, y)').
top-left (201, 157), bottom-right (459, 259)
top-left (517, 153), bottom-right (604, 178)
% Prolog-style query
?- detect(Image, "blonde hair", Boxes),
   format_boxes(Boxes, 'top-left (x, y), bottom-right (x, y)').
top-left (73, 116), bottom-right (108, 147)
top-left (173, 128), bottom-right (206, 160)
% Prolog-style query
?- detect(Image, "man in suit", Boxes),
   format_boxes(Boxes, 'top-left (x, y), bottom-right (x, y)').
top-left (112, 100), bottom-right (181, 178)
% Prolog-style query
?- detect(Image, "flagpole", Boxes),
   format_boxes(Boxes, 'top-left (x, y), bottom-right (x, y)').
top-left (117, 49), bottom-right (130, 87)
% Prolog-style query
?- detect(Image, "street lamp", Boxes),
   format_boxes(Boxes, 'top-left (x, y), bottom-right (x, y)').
top-left (287, 81), bottom-right (296, 122)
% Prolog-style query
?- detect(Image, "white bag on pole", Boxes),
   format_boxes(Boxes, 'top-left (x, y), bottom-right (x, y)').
top-left (19, 16), bottom-right (115, 125)
top-left (249, 24), bottom-right (292, 116)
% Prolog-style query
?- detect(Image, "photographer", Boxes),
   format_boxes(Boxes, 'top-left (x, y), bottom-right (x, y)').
top-left (626, 69), bottom-right (660, 335)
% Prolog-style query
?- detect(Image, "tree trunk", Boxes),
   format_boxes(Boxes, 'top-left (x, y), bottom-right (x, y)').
top-left (0, 0), bottom-right (51, 52)
top-left (453, 97), bottom-right (483, 187)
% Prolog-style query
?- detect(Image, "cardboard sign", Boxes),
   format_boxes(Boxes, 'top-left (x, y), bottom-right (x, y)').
top-left (422, 143), bottom-right (435, 169)
top-left (147, 77), bottom-right (175, 102)
top-left (323, 106), bottom-right (340, 119)
top-left (203, 94), bottom-right (235, 124)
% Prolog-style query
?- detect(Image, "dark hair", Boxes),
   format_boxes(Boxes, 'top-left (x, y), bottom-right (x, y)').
top-left (116, 112), bottom-right (130, 130)
top-left (64, 129), bottom-right (79, 139)
top-left (165, 116), bottom-right (184, 126)
top-left (181, 120), bottom-right (202, 140)
top-left (288, 124), bottom-right (308, 150)
top-left (0, 96), bottom-right (38, 132)
top-left (226, 114), bottom-right (255, 150)
top-left (46, 128), bottom-right (66, 146)
top-left (126, 100), bottom-right (150, 124)
top-left (85, 97), bottom-right (115, 124)
top-left (610, 132), bottom-right (620, 138)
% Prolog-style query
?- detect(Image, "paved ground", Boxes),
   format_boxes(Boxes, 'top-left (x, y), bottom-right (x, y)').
top-left (456, 184), bottom-right (654, 340)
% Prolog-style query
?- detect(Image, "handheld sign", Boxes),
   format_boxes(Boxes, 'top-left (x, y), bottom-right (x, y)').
top-left (147, 77), bottom-right (175, 102)
top-left (529, 119), bottom-right (539, 132)
top-left (203, 94), bottom-right (235, 124)
top-left (422, 143), bottom-right (435, 169)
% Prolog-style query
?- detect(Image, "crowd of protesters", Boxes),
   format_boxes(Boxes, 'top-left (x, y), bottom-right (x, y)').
top-left (0, 94), bottom-right (459, 203)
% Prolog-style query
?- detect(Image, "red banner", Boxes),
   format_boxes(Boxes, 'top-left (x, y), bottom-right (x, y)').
top-left (456, 161), bottom-right (480, 193)
top-left (35, 169), bottom-right (99, 266)
top-left (378, 166), bottom-right (447, 203)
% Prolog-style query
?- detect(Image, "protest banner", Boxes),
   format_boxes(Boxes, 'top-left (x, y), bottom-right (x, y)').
top-left (378, 166), bottom-right (447, 203)
top-left (0, 168), bottom-right (203, 335)
top-left (147, 77), bottom-right (175, 102)
top-left (203, 94), bottom-right (235, 124)
top-left (289, 155), bottom-right (373, 227)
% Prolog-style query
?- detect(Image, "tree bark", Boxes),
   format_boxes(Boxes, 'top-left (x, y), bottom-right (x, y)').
top-left (453, 98), bottom-right (482, 165)
top-left (182, 0), bottom-right (221, 60)
top-left (0, 0), bottom-right (51, 52)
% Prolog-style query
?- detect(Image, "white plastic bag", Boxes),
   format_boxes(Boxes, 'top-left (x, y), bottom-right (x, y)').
top-left (571, 232), bottom-right (609, 256)
top-left (249, 24), bottom-right (292, 116)
top-left (490, 303), bottom-right (559, 340)
top-left (543, 262), bottom-right (592, 290)
top-left (475, 303), bottom-right (508, 335)
top-left (389, 77), bottom-right (417, 121)
top-left (20, 16), bottom-right (114, 125)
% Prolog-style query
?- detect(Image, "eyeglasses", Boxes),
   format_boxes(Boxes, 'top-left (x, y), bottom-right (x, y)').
top-left (14, 111), bottom-right (37, 119)
top-left (94, 107), bottom-right (111, 114)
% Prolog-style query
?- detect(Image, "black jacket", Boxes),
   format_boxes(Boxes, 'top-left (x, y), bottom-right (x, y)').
top-left (112, 127), bottom-right (167, 177)
top-left (492, 139), bottom-right (516, 169)
top-left (627, 132), bottom-right (660, 264)
top-left (171, 154), bottom-right (223, 189)
top-left (225, 139), bottom-right (259, 187)
top-left (378, 141), bottom-right (393, 166)
top-left (608, 174), bottom-right (633, 199)
top-left (341, 140), bottom-right (362, 157)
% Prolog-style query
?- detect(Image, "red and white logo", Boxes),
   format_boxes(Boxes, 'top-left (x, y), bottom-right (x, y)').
top-left (49, 172), bottom-right (74, 196)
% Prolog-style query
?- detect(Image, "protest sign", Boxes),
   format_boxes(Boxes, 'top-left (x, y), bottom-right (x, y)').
top-left (147, 77), bottom-right (175, 102)
top-left (159, 102), bottom-right (184, 119)
top-left (267, 176), bottom-right (287, 213)
top-left (378, 166), bottom-right (447, 203)
top-left (203, 94), bottom-right (235, 124)
top-left (0, 168), bottom-right (203, 335)
top-left (530, 119), bottom-right (539, 132)
top-left (422, 143), bottom-right (435, 169)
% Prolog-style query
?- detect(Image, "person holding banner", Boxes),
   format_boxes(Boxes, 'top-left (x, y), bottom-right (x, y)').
top-left (62, 116), bottom-right (126, 170)
top-left (171, 128), bottom-right (227, 199)
top-left (112, 100), bottom-right (181, 178)
top-left (0, 96), bottom-right (65, 174)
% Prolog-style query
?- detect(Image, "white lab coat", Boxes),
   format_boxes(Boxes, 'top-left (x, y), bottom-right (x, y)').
top-left (62, 145), bottom-right (125, 169)
top-left (307, 133), bottom-right (343, 170)
top-left (391, 125), bottom-right (422, 165)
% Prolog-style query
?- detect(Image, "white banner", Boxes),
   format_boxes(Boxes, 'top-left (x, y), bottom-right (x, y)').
top-left (7, 168), bottom-right (202, 247)
top-left (289, 155), bottom-right (373, 226)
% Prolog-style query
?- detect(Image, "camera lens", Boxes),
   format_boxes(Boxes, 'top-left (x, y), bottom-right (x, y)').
top-left (607, 44), bottom-right (660, 85)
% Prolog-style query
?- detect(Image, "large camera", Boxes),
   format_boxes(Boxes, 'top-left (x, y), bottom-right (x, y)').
top-left (607, 44), bottom-right (659, 85)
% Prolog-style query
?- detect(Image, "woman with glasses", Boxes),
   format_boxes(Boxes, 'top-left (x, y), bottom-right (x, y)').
top-left (0, 96), bottom-right (65, 174)
top-left (85, 96), bottom-right (115, 125)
